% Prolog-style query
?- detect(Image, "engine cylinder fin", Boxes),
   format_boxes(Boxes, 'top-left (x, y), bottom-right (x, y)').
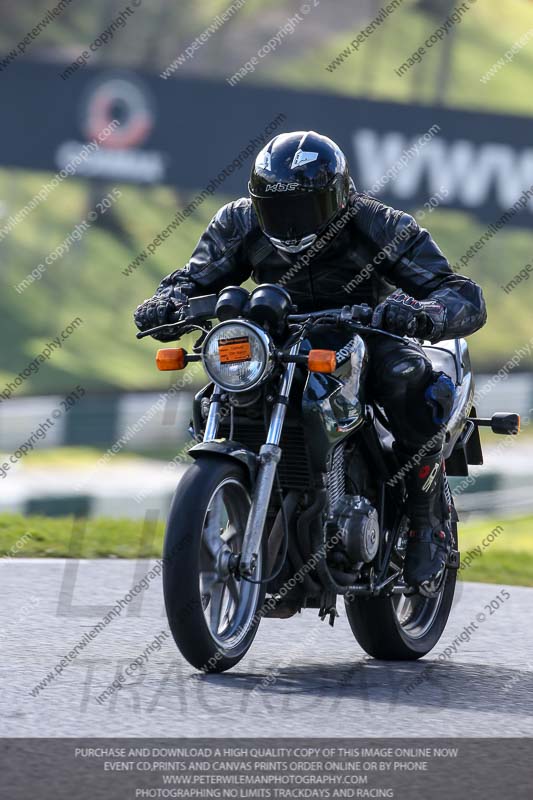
top-left (327, 443), bottom-right (345, 509)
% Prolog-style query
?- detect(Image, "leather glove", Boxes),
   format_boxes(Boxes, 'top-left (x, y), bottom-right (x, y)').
top-left (372, 289), bottom-right (446, 342)
top-left (134, 288), bottom-right (188, 339)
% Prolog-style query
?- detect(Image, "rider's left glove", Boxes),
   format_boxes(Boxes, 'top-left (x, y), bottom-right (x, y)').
top-left (371, 289), bottom-right (446, 342)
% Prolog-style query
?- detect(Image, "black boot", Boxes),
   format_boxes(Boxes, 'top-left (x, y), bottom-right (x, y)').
top-left (402, 449), bottom-right (452, 594)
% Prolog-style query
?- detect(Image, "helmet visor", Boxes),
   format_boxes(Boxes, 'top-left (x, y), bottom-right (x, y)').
top-left (249, 185), bottom-right (339, 239)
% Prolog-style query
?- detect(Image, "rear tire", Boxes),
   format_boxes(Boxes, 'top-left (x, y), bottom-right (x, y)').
top-left (163, 457), bottom-right (265, 672)
top-left (345, 521), bottom-right (458, 660)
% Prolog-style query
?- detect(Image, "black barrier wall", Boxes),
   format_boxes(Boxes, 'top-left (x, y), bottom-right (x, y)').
top-left (1, 62), bottom-right (533, 226)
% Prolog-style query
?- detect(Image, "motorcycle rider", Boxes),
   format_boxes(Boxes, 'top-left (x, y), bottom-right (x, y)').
top-left (134, 130), bottom-right (486, 594)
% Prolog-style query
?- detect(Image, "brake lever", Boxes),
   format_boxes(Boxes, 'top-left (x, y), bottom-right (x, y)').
top-left (347, 322), bottom-right (411, 344)
top-left (136, 323), bottom-right (179, 340)
top-left (135, 316), bottom-right (194, 340)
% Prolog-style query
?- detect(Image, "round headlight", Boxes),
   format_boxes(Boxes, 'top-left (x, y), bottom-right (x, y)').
top-left (202, 321), bottom-right (272, 392)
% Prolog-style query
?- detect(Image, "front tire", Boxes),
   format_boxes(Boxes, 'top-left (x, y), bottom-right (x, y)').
top-left (163, 457), bottom-right (265, 672)
top-left (345, 521), bottom-right (458, 660)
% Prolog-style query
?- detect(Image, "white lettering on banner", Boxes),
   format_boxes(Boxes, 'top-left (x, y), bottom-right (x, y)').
top-left (353, 130), bottom-right (533, 213)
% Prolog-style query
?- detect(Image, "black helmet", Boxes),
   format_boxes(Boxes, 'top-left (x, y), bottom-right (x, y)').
top-left (249, 130), bottom-right (350, 253)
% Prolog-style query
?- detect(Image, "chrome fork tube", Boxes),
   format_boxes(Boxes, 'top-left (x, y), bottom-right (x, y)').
top-left (266, 354), bottom-right (298, 445)
top-left (203, 388), bottom-right (223, 442)
top-left (240, 341), bottom-right (301, 576)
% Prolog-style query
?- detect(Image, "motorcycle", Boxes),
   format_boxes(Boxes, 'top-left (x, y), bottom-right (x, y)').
top-left (137, 283), bottom-right (520, 672)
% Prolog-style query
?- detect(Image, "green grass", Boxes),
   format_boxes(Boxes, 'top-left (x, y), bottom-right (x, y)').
top-left (0, 513), bottom-right (165, 559)
top-left (1, 510), bottom-right (531, 586)
top-left (18, 444), bottom-right (192, 465)
top-left (18, 446), bottom-right (145, 468)
top-left (458, 515), bottom-right (533, 587)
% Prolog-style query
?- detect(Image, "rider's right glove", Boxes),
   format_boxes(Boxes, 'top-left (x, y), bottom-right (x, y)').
top-left (134, 288), bottom-right (188, 341)
top-left (371, 289), bottom-right (446, 342)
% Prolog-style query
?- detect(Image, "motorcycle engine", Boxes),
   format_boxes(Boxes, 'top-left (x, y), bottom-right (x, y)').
top-left (327, 494), bottom-right (380, 566)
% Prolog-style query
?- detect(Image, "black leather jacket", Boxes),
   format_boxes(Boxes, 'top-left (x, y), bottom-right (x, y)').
top-left (154, 186), bottom-right (486, 341)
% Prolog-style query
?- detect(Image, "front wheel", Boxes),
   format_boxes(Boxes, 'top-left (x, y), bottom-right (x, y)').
top-left (345, 521), bottom-right (458, 660)
top-left (163, 457), bottom-right (265, 672)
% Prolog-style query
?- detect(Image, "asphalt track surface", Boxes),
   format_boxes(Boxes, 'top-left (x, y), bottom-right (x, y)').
top-left (1, 559), bottom-right (532, 737)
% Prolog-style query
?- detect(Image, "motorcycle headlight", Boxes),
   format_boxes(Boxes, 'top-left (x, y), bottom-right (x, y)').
top-left (202, 321), bottom-right (272, 392)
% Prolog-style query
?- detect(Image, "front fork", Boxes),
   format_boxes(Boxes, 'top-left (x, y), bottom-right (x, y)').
top-left (203, 342), bottom-right (301, 576)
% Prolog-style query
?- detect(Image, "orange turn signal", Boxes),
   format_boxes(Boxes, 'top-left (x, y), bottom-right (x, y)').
top-left (156, 348), bottom-right (187, 371)
top-left (308, 349), bottom-right (336, 373)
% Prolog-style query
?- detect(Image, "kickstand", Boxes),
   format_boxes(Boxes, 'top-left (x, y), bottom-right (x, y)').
top-left (319, 593), bottom-right (339, 627)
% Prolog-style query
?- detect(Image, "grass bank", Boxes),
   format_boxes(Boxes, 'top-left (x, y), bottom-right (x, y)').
top-left (1, 511), bottom-right (531, 586)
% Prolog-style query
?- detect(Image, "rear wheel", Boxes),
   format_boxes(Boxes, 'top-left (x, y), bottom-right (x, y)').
top-left (345, 521), bottom-right (458, 659)
top-left (163, 457), bottom-right (265, 672)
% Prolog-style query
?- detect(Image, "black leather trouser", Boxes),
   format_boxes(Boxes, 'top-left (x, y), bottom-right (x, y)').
top-left (365, 334), bottom-right (445, 455)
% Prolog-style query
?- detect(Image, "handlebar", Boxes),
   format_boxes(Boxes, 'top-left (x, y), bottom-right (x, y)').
top-left (287, 304), bottom-right (374, 325)
top-left (286, 305), bottom-right (409, 343)
top-left (136, 302), bottom-right (407, 344)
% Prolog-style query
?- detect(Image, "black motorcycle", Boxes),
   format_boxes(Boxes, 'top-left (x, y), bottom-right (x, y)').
top-left (137, 283), bottom-right (519, 672)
